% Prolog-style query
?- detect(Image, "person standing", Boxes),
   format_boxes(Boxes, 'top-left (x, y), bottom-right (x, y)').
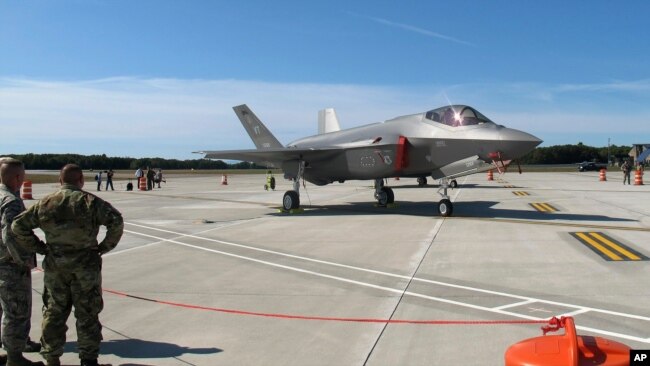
top-left (0, 158), bottom-right (44, 366)
top-left (146, 167), bottom-right (155, 191)
top-left (622, 159), bottom-right (631, 185)
top-left (12, 164), bottom-right (124, 366)
top-left (154, 169), bottom-right (164, 188)
top-left (95, 171), bottom-right (102, 192)
top-left (134, 167), bottom-right (143, 189)
top-left (105, 170), bottom-right (114, 191)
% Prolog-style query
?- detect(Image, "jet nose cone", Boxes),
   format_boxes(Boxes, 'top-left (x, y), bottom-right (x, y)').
top-left (499, 128), bottom-right (543, 159)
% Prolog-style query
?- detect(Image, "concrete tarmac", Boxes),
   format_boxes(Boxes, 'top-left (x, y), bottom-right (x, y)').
top-left (22, 171), bottom-right (650, 365)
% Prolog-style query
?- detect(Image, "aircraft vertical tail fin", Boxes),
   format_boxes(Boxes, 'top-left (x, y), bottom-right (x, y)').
top-left (318, 108), bottom-right (341, 134)
top-left (233, 104), bottom-right (283, 149)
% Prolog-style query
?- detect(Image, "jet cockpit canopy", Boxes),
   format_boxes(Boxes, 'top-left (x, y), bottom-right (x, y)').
top-left (425, 105), bottom-right (494, 127)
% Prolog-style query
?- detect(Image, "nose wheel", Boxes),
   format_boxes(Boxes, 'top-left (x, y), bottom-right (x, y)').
top-left (438, 198), bottom-right (453, 217)
top-left (436, 178), bottom-right (454, 217)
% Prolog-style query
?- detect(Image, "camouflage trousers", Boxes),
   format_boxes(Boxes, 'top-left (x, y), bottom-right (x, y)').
top-left (40, 256), bottom-right (103, 360)
top-left (0, 263), bottom-right (33, 353)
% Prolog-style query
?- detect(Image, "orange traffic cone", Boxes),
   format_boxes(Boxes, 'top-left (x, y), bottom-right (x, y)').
top-left (21, 180), bottom-right (33, 200)
top-left (634, 169), bottom-right (643, 185)
top-left (221, 174), bottom-right (228, 185)
top-left (487, 169), bottom-right (494, 181)
top-left (139, 177), bottom-right (147, 191)
top-left (599, 168), bottom-right (606, 181)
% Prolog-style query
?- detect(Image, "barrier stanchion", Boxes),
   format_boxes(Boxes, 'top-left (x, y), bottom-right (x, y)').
top-left (221, 174), bottom-right (228, 185)
top-left (139, 177), bottom-right (147, 191)
top-left (634, 169), bottom-right (644, 185)
top-left (505, 317), bottom-right (630, 366)
top-left (487, 170), bottom-right (494, 181)
top-left (21, 180), bottom-right (33, 200)
top-left (599, 168), bottom-right (606, 181)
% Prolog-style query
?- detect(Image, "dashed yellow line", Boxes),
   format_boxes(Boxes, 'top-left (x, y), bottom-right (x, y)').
top-left (570, 232), bottom-right (648, 261)
top-left (530, 202), bottom-right (558, 212)
top-left (574, 232), bottom-right (622, 260)
top-left (512, 191), bottom-right (530, 196)
top-left (588, 232), bottom-right (641, 260)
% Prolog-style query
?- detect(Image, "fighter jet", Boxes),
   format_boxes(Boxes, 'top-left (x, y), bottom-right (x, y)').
top-left (196, 104), bottom-right (542, 216)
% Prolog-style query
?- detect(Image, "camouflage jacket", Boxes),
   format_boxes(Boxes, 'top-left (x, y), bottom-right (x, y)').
top-left (0, 183), bottom-right (41, 267)
top-left (12, 183), bottom-right (124, 269)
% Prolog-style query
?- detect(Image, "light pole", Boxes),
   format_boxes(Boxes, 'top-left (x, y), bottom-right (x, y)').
top-left (607, 138), bottom-right (611, 166)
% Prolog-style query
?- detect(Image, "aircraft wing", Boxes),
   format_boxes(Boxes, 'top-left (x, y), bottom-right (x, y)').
top-left (194, 147), bottom-right (343, 167)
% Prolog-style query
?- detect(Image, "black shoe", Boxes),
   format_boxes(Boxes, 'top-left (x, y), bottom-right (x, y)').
top-left (23, 339), bottom-right (41, 353)
top-left (80, 359), bottom-right (113, 366)
top-left (6, 353), bottom-right (44, 366)
top-left (0, 354), bottom-right (7, 364)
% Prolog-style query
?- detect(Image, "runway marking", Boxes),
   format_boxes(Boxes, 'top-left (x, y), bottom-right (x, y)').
top-left (122, 222), bottom-right (650, 344)
top-left (529, 202), bottom-right (558, 213)
top-left (570, 232), bottom-right (648, 261)
top-left (512, 191), bottom-right (530, 196)
top-left (503, 185), bottom-right (516, 188)
top-left (452, 216), bottom-right (650, 232)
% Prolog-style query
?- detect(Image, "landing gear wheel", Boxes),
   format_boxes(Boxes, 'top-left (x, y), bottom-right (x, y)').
top-left (264, 184), bottom-right (268, 191)
top-left (385, 187), bottom-right (394, 204)
top-left (417, 177), bottom-right (427, 187)
top-left (376, 187), bottom-right (394, 206)
top-left (270, 177), bottom-right (276, 190)
top-left (282, 190), bottom-right (300, 210)
top-left (449, 179), bottom-right (458, 189)
top-left (438, 199), bottom-right (453, 217)
top-left (376, 191), bottom-right (388, 207)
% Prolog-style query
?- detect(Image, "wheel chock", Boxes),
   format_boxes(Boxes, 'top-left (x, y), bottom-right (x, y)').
top-left (505, 316), bottom-right (630, 366)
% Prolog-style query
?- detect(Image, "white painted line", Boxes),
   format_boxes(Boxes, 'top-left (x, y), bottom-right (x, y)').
top-left (124, 221), bottom-right (650, 323)
top-left (560, 309), bottom-right (591, 317)
top-left (492, 299), bottom-right (536, 311)
top-left (123, 228), bottom-right (650, 344)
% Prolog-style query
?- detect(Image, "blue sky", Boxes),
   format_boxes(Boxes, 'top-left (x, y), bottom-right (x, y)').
top-left (1, 0), bottom-right (649, 159)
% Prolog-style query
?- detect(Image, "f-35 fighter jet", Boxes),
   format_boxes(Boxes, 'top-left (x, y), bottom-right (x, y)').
top-left (196, 104), bottom-right (542, 216)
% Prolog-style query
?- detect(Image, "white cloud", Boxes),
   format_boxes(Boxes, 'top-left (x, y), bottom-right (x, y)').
top-left (1, 77), bottom-right (649, 159)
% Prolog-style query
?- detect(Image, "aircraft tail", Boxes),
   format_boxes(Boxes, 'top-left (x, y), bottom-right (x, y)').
top-left (318, 108), bottom-right (341, 134)
top-left (232, 105), bottom-right (283, 149)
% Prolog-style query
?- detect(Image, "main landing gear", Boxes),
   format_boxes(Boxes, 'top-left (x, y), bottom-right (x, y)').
top-left (282, 161), bottom-right (304, 211)
top-left (436, 177), bottom-right (454, 217)
top-left (374, 178), bottom-right (394, 207)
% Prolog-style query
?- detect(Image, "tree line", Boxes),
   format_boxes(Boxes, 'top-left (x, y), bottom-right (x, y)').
top-left (5, 153), bottom-right (266, 170)
top-left (518, 143), bottom-right (631, 164)
top-left (4, 143), bottom-right (632, 169)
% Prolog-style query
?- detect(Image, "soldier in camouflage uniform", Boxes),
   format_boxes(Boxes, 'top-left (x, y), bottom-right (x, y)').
top-left (12, 164), bottom-right (124, 366)
top-left (0, 158), bottom-right (45, 366)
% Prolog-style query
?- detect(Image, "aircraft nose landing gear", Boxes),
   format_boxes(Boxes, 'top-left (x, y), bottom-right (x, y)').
top-left (436, 178), bottom-right (454, 217)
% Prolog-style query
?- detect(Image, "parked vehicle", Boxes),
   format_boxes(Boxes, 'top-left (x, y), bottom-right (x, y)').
top-left (578, 161), bottom-right (607, 172)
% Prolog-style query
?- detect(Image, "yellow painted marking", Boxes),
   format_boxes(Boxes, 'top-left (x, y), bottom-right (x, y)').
top-left (513, 191), bottom-right (529, 196)
top-left (588, 232), bottom-right (641, 260)
top-left (540, 203), bottom-right (557, 212)
top-left (575, 232), bottom-right (622, 261)
top-left (531, 203), bottom-right (547, 212)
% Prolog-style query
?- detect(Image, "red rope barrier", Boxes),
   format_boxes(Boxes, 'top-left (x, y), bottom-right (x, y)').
top-left (103, 288), bottom-right (550, 326)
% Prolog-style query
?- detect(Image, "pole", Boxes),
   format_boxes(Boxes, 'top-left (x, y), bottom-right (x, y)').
top-left (607, 138), bottom-right (611, 166)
